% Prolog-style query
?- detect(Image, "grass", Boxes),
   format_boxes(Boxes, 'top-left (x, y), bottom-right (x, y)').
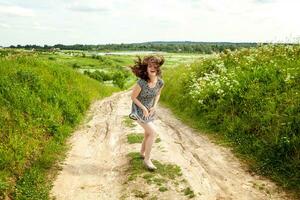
top-left (36, 49), bottom-right (205, 70)
top-left (144, 175), bottom-right (166, 186)
top-left (124, 152), bottom-right (196, 197)
top-left (132, 189), bottom-right (149, 198)
top-left (126, 152), bottom-right (182, 181)
top-left (127, 133), bottom-right (161, 144)
top-left (149, 196), bottom-right (158, 200)
top-left (0, 52), bottom-right (121, 199)
top-left (127, 133), bottom-right (144, 144)
top-left (158, 186), bottom-right (168, 192)
top-left (155, 137), bottom-right (161, 143)
top-left (160, 44), bottom-right (300, 197)
top-left (122, 116), bottom-right (136, 128)
top-left (39, 51), bottom-right (134, 70)
top-left (182, 187), bottom-right (195, 198)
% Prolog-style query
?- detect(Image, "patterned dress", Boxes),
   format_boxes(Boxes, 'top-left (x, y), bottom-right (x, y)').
top-left (129, 77), bottom-right (164, 123)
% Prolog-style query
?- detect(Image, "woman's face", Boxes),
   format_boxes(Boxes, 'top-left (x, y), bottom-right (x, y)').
top-left (147, 60), bottom-right (158, 77)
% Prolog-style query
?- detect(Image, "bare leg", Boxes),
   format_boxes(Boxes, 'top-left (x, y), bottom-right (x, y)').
top-left (137, 120), bottom-right (148, 156)
top-left (137, 121), bottom-right (157, 168)
top-left (140, 132), bottom-right (149, 156)
top-left (144, 125), bottom-right (156, 161)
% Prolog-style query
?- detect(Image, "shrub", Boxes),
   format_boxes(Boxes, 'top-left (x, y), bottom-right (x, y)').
top-left (161, 44), bottom-right (300, 192)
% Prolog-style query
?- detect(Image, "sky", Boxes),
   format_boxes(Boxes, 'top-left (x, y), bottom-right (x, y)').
top-left (0, 0), bottom-right (299, 46)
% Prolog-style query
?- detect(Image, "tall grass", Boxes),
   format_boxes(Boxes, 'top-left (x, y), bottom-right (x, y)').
top-left (0, 53), bottom-right (120, 199)
top-left (160, 44), bottom-right (300, 194)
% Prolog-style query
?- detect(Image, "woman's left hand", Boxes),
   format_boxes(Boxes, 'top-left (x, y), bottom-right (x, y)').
top-left (148, 107), bottom-right (156, 116)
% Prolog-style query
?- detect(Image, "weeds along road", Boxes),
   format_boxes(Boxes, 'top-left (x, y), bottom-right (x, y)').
top-left (50, 90), bottom-right (289, 200)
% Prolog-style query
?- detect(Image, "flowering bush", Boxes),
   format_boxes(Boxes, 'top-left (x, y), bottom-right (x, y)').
top-left (161, 44), bottom-right (300, 192)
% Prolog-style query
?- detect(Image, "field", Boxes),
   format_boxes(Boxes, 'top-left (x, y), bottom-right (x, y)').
top-left (1, 46), bottom-right (299, 199)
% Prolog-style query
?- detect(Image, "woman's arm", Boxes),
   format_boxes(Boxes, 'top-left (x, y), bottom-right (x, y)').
top-left (131, 84), bottom-right (147, 111)
top-left (152, 85), bottom-right (164, 109)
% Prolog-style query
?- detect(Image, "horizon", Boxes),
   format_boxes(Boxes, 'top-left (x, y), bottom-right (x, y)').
top-left (1, 40), bottom-right (296, 48)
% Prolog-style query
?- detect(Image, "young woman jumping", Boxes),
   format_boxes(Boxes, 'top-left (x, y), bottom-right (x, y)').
top-left (129, 55), bottom-right (165, 171)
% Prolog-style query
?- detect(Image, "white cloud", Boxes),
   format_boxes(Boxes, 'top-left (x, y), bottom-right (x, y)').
top-left (0, 22), bottom-right (11, 28)
top-left (65, 0), bottom-right (117, 13)
top-left (31, 22), bottom-right (71, 31)
top-left (0, 4), bottom-right (35, 17)
top-left (67, 4), bottom-right (109, 12)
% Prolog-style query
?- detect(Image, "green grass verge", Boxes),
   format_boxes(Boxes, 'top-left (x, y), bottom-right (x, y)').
top-left (0, 53), bottom-right (120, 199)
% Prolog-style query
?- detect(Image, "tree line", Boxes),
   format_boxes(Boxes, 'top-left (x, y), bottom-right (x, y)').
top-left (7, 41), bottom-right (261, 54)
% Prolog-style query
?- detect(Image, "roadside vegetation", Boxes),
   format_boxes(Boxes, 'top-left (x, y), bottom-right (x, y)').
top-left (160, 44), bottom-right (300, 196)
top-left (0, 51), bottom-right (121, 199)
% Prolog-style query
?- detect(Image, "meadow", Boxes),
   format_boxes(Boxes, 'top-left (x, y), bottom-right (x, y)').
top-left (160, 44), bottom-right (300, 195)
top-left (2, 46), bottom-right (298, 198)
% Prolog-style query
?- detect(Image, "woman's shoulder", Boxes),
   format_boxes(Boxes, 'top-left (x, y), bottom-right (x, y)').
top-left (158, 77), bottom-right (164, 88)
top-left (137, 78), bottom-right (146, 88)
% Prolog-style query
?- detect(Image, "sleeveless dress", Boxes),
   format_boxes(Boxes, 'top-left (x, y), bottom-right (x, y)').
top-left (129, 77), bottom-right (164, 123)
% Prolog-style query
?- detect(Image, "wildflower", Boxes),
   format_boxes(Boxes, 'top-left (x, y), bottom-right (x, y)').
top-left (217, 89), bottom-right (224, 95)
top-left (198, 99), bottom-right (204, 104)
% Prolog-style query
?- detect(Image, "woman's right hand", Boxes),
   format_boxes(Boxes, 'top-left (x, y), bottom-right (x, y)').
top-left (142, 107), bottom-right (150, 118)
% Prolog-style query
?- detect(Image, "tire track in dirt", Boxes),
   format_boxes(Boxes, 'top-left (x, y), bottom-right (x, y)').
top-left (50, 90), bottom-right (290, 200)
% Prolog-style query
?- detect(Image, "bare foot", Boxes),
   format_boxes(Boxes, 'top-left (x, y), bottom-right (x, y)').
top-left (143, 159), bottom-right (157, 170)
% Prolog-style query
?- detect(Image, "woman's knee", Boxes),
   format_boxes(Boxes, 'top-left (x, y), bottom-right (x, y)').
top-left (144, 129), bottom-right (155, 137)
top-left (139, 122), bottom-right (157, 137)
top-left (144, 131), bottom-right (150, 138)
top-left (150, 131), bottom-right (157, 138)
top-left (146, 125), bottom-right (157, 137)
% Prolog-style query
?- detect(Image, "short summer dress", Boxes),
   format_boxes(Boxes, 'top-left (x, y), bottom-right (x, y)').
top-left (129, 77), bottom-right (164, 123)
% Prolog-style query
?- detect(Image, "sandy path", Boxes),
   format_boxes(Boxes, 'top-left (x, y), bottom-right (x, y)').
top-left (50, 90), bottom-right (290, 200)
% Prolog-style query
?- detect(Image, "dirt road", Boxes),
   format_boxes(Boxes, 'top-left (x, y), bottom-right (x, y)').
top-left (50, 90), bottom-right (289, 200)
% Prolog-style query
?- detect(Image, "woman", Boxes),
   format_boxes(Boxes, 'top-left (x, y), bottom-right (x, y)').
top-left (129, 55), bottom-right (165, 171)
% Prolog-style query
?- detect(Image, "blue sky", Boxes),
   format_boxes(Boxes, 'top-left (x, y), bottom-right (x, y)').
top-left (0, 0), bottom-right (299, 46)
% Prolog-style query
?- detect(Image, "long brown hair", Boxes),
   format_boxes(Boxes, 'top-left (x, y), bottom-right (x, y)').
top-left (130, 55), bottom-right (164, 81)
